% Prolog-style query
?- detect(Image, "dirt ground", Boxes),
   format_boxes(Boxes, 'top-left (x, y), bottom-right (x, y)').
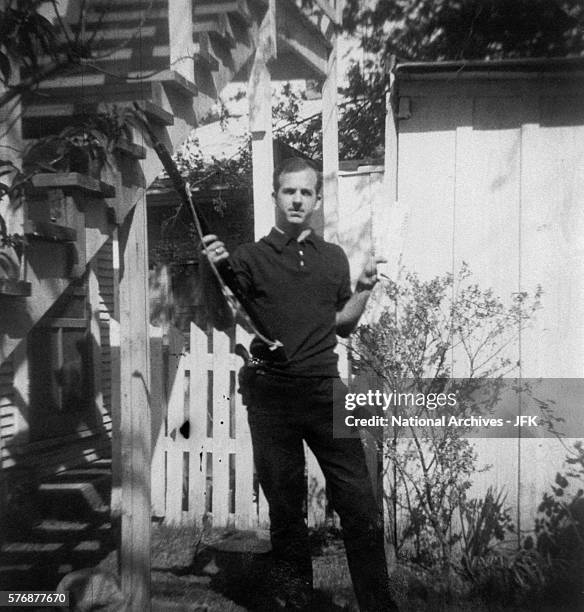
top-left (105, 524), bottom-right (581, 612)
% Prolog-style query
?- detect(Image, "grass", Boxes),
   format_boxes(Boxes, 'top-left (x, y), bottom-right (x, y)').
top-left (93, 524), bottom-right (582, 611)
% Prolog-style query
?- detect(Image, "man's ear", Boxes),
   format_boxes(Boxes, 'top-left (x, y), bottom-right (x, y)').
top-left (314, 191), bottom-right (323, 211)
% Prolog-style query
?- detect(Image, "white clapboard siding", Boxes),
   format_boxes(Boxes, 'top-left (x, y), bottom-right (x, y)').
top-left (96, 238), bottom-right (116, 418)
top-left (0, 359), bottom-right (16, 453)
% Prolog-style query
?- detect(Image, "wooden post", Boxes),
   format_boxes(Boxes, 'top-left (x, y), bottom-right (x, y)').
top-left (322, 1), bottom-right (342, 243)
top-left (249, 0), bottom-right (277, 239)
top-left (118, 197), bottom-right (151, 611)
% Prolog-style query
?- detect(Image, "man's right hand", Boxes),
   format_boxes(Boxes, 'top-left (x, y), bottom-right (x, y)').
top-left (202, 234), bottom-right (230, 266)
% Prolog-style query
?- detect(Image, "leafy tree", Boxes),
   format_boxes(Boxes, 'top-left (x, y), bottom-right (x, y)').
top-left (280, 0), bottom-right (584, 160)
top-left (343, 0), bottom-right (584, 62)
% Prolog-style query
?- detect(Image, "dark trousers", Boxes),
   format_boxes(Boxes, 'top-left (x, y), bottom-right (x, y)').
top-left (246, 370), bottom-right (398, 611)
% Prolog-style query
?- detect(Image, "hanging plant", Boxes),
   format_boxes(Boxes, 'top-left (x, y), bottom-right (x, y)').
top-left (22, 125), bottom-right (109, 179)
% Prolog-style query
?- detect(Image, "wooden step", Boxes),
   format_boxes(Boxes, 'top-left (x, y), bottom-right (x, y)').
top-left (24, 220), bottom-right (77, 243)
top-left (0, 537), bottom-right (113, 590)
top-left (35, 462), bottom-right (112, 521)
top-left (81, 7), bottom-right (169, 27)
top-left (30, 173), bottom-right (116, 198)
top-left (0, 459), bottom-right (114, 591)
top-left (88, 0), bottom-right (168, 11)
top-left (0, 280), bottom-right (32, 297)
top-left (22, 81), bottom-right (187, 139)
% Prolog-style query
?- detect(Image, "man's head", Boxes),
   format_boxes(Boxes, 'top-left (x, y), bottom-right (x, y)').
top-left (272, 158), bottom-right (322, 233)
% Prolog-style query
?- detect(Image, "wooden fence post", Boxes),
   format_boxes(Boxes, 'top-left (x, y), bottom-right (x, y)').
top-left (118, 197), bottom-right (151, 610)
top-left (249, 0), bottom-right (277, 240)
top-left (322, 1), bottom-right (341, 243)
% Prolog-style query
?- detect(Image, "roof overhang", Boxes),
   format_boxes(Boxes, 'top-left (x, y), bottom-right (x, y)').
top-left (395, 56), bottom-right (584, 81)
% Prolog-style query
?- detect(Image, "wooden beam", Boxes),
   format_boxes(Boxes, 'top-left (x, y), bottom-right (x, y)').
top-left (118, 198), bottom-right (152, 611)
top-left (321, 5), bottom-right (340, 243)
top-left (30, 173), bottom-right (116, 198)
top-left (249, 0), bottom-right (277, 239)
top-left (168, 0), bottom-right (195, 85)
top-left (313, 0), bottom-right (339, 25)
top-left (194, 0), bottom-right (252, 24)
top-left (275, 0), bottom-right (330, 80)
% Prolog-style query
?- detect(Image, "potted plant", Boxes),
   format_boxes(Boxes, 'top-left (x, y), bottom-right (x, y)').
top-left (58, 124), bottom-right (109, 178)
top-left (22, 126), bottom-right (108, 180)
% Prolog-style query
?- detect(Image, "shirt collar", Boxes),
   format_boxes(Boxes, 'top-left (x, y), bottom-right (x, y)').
top-left (264, 227), bottom-right (322, 252)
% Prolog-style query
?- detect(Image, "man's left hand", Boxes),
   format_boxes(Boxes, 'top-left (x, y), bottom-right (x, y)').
top-left (356, 256), bottom-right (387, 291)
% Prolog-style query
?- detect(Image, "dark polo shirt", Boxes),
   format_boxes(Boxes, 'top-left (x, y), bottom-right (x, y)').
top-left (231, 227), bottom-right (352, 377)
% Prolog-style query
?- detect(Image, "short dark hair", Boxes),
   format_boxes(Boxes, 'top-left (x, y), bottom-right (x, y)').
top-left (273, 157), bottom-right (322, 194)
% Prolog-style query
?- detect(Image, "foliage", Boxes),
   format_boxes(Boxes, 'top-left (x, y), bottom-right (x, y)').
top-left (23, 126), bottom-right (108, 176)
top-left (343, 0), bottom-right (584, 62)
top-left (278, 1), bottom-right (584, 161)
top-left (22, 105), bottom-right (138, 173)
top-left (460, 443), bottom-right (584, 606)
top-left (0, 1), bottom-right (146, 260)
top-left (528, 441), bottom-right (584, 604)
top-left (350, 265), bottom-right (542, 567)
top-left (459, 546), bottom-right (547, 605)
top-left (272, 75), bottom-right (387, 161)
top-left (173, 133), bottom-right (252, 193)
top-left (0, 160), bottom-right (34, 250)
top-left (273, 83), bottom-right (323, 159)
top-left (460, 487), bottom-right (511, 559)
top-left (458, 487), bottom-right (514, 580)
top-left (294, 0), bottom-right (584, 161)
top-left (352, 264), bottom-right (542, 381)
top-left (0, 0), bottom-right (57, 84)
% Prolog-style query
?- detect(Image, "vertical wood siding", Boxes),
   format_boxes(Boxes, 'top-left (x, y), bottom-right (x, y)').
top-left (392, 75), bottom-right (584, 539)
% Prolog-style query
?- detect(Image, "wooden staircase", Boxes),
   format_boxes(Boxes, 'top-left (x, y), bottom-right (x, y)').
top-left (0, 459), bottom-right (113, 591)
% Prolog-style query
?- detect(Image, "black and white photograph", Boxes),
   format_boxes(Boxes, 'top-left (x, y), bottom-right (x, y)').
top-left (0, 0), bottom-right (583, 610)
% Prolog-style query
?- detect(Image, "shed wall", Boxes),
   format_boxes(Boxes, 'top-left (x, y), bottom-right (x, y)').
top-left (394, 73), bottom-right (584, 535)
top-left (335, 73), bottom-right (584, 541)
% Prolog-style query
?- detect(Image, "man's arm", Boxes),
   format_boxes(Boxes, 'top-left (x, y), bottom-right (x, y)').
top-left (200, 234), bottom-right (235, 329)
top-left (336, 256), bottom-right (386, 338)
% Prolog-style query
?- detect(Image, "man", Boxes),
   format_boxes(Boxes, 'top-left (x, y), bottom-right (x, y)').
top-left (202, 157), bottom-right (398, 611)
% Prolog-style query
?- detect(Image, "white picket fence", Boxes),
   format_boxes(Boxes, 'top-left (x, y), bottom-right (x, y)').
top-left (150, 323), bottom-right (334, 528)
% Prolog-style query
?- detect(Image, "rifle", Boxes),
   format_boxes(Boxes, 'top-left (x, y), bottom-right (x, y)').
top-left (133, 102), bottom-right (286, 362)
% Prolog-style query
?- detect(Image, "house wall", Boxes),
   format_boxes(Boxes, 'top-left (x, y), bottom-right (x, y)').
top-left (388, 69), bottom-right (584, 538)
top-left (0, 238), bottom-right (118, 485)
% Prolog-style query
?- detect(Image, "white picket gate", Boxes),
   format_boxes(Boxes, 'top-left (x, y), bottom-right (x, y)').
top-left (151, 323), bottom-right (332, 528)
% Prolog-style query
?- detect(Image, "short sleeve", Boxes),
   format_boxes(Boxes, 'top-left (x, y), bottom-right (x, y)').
top-left (336, 248), bottom-right (352, 310)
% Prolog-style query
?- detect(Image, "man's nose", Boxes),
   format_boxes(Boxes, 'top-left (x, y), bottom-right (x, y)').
top-left (292, 194), bottom-right (302, 209)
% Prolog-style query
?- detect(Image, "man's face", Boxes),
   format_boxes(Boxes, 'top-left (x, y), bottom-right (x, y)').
top-left (273, 168), bottom-right (322, 231)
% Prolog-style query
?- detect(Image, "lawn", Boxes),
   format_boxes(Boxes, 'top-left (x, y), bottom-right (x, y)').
top-left (92, 523), bottom-right (581, 611)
